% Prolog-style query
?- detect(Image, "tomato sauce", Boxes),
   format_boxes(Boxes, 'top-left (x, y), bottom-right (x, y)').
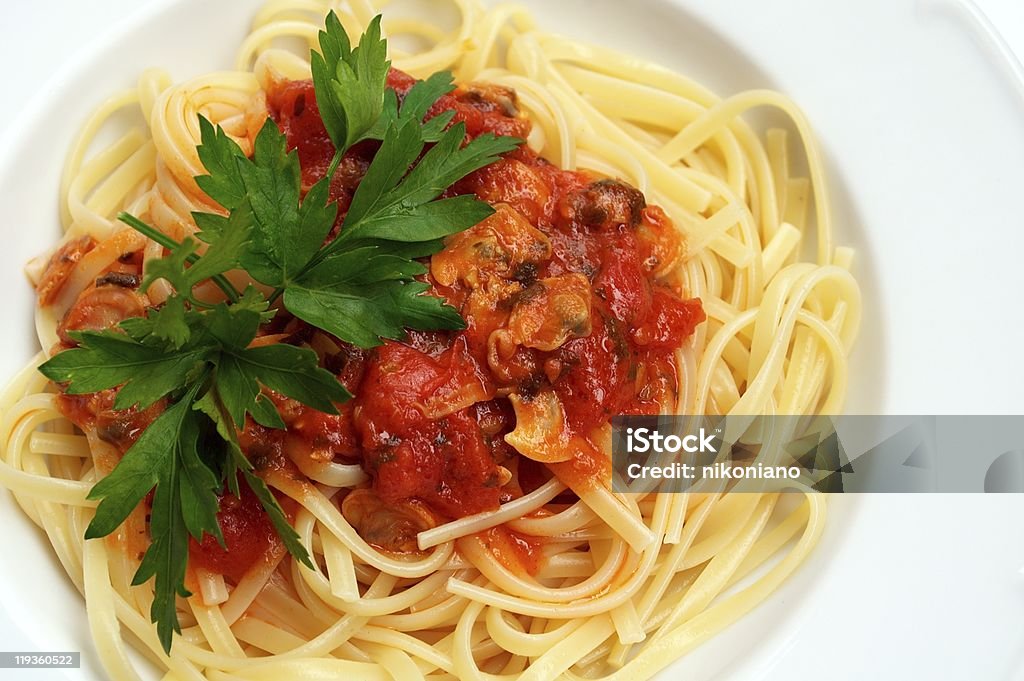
top-left (478, 525), bottom-right (545, 576)
top-left (264, 66), bottom-right (705, 528)
top-left (268, 70), bottom-right (531, 217)
top-left (188, 479), bottom-right (293, 583)
top-left (57, 390), bottom-right (165, 453)
top-left (355, 338), bottom-right (502, 517)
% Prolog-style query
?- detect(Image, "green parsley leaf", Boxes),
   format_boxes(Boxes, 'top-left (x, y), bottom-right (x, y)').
top-left (334, 121), bottom-right (520, 246)
top-left (212, 354), bottom-right (264, 430)
top-left (148, 296), bottom-right (191, 350)
top-left (141, 206), bottom-right (253, 304)
top-left (187, 108), bottom-right (516, 350)
top-left (182, 201), bottom-right (254, 286)
top-left (195, 116), bottom-right (246, 211)
top-left (195, 118), bottom-right (338, 290)
top-left (233, 344), bottom-right (350, 413)
top-left (205, 293), bottom-right (265, 350)
top-left (396, 71), bottom-right (457, 128)
top-left (242, 469), bottom-right (314, 570)
top-left (203, 299), bottom-right (348, 426)
top-left (311, 12), bottom-right (390, 154)
top-left (86, 380), bottom-right (222, 654)
top-left (39, 329), bottom-right (207, 410)
top-left (285, 247), bottom-right (464, 347)
top-left (364, 70), bottom-right (457, 143)
top-left (63, 298), bottom-right (337, 651)
top-left (176, 420), bottom-right (224, 547)
top-left (131, 458), bottom-right (190, 654)
top-left (251, 393), bottom-right (287, 430)
top-left (84, 394), bottom-right (196, 540)
top-left (193, 389), bottom-right (246, 496)
top-left (194, 390), bottom-right (311, 567)
top-left (141, 238), bottom-right (198, 298)
top-left (235, 120), bottom-right (305, 286)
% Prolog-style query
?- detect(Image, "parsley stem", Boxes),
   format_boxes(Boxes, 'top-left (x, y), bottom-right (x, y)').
top-left (209, 277), bottom-right (241, 303)
top-left (118, 213), bottom-right (242, 303)
top-left (326, 147), bottom-right (345, 181)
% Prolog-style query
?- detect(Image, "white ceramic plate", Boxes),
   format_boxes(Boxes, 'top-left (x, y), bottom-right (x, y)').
top-left (1, 1), bottom-right (1023, 679)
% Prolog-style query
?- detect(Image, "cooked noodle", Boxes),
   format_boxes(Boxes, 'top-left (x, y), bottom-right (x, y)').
top-left (1, 1), bottom-right (860, 679)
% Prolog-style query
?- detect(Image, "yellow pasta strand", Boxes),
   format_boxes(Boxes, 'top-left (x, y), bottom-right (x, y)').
top-left (0, 0), bottom-right (862, 679)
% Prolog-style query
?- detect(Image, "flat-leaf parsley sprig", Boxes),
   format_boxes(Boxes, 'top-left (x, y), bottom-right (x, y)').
top-left (39, 11), bottom-right (521, 653)
top-left (41, 291), bottom-right (338, 651)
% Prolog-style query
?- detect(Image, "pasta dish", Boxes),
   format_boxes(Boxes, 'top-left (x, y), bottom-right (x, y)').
top-left (0, 1), bottom-right (861, 679)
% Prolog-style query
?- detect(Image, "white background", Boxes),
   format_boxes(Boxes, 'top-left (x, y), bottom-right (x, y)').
top-left (1, 2), bottom-right (1024, 681)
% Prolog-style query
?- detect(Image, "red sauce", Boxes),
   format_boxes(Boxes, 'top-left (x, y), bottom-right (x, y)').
top-left (57, 390), bottom-right (165, 453)
top-left (478, 525), bottom-right (544, 576)
top-left (355, 338), bottom-right (502, 517)
top-left (264, 66), bottom-right (705, 524)
top-left (286, 401), bottom-right (361, 464)
top-left (188, 479), bottom-right (292, 583)
top-left (37, 235), bottom-right (96, 306)
top-left (268, 71), bottom-right (531, 217)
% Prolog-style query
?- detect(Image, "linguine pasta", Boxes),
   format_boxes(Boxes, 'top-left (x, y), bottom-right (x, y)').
top-left (0, 1), bottom-right (861, 679)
